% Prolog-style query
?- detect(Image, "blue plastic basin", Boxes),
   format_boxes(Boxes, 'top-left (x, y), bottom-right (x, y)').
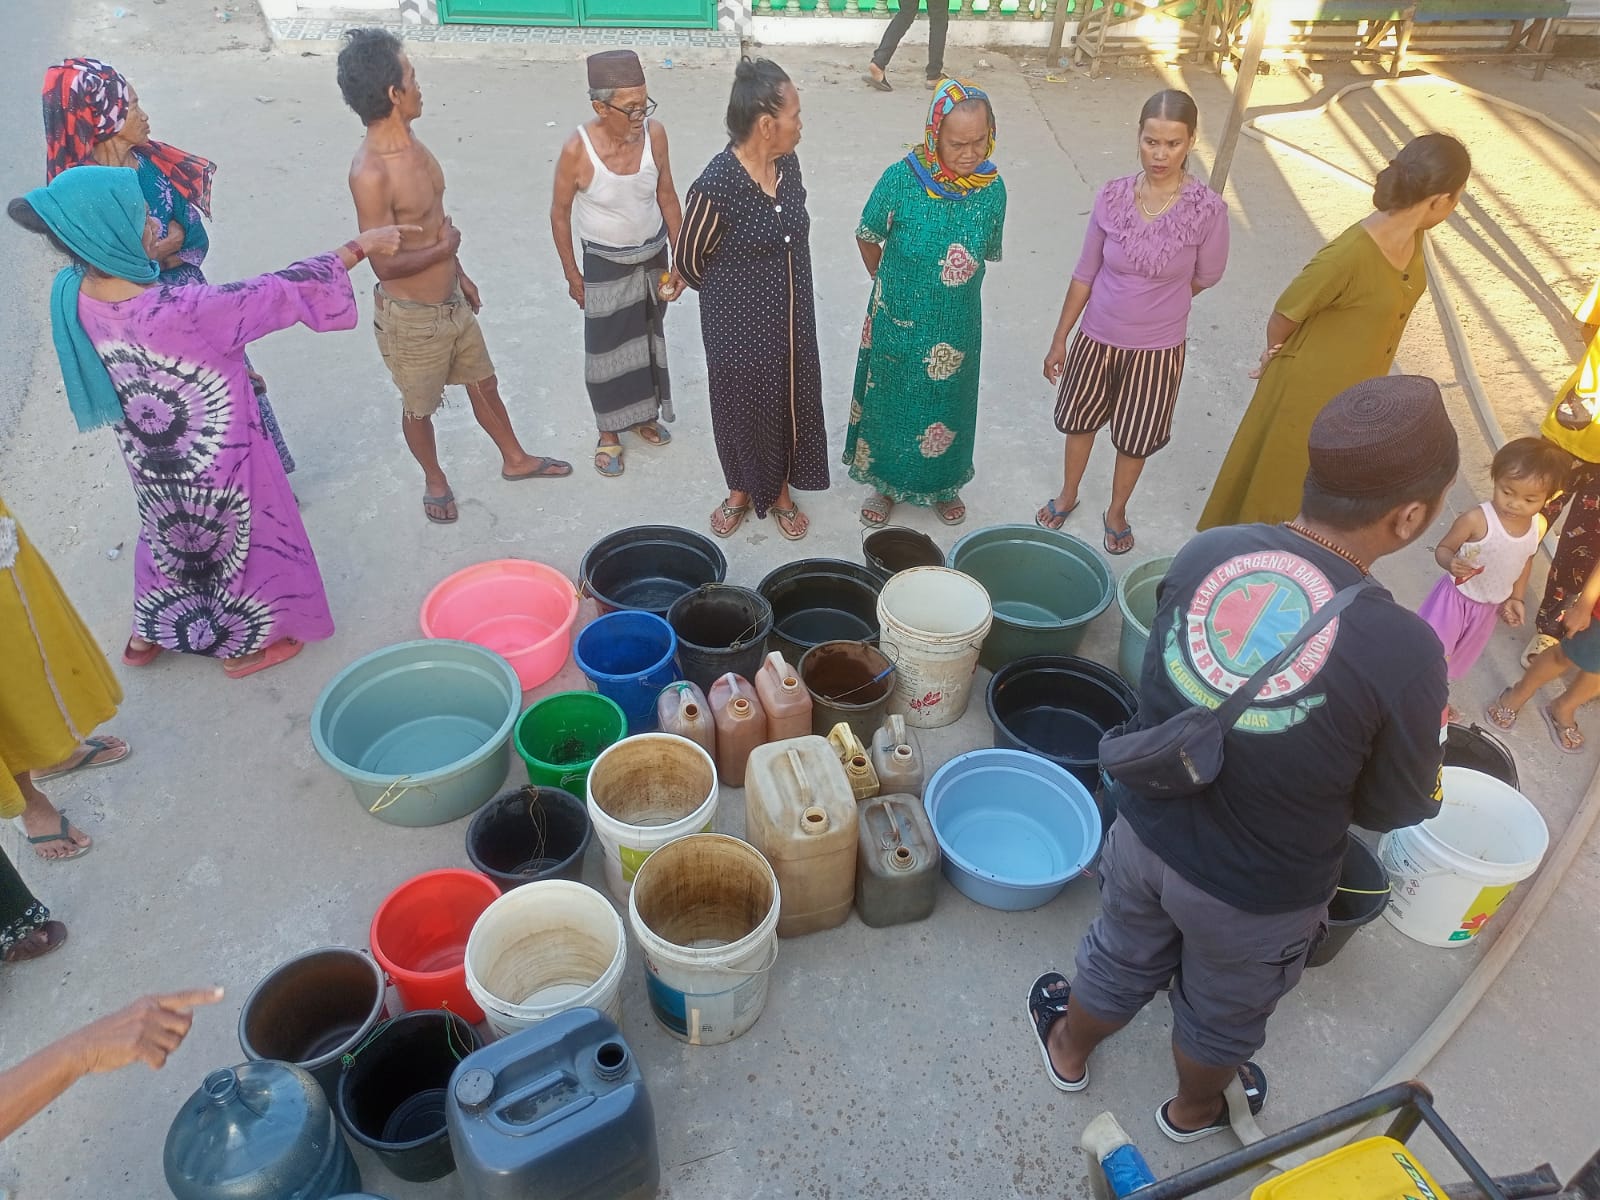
top-left (311, 639), bottom-right (522, 828)
top-left (924, 749), bottom-right (1102, 911)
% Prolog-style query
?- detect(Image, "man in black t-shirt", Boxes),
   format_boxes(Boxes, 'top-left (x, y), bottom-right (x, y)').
top-left (1026, 375), bottom-right (1456, 1143)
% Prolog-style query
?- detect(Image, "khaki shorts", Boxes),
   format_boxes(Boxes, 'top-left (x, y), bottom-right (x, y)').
top-left (373, 284), bottom-right (496, 418)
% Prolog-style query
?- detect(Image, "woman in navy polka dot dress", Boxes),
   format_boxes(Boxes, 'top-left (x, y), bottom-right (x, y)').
top-left (676, 58), bottom-right (828, 541)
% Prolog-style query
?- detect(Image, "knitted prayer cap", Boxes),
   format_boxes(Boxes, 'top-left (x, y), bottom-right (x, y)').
top-left (587, 50), bottom-right (646, 90)
top-left (1307, 375), bottom-right (1458, 497)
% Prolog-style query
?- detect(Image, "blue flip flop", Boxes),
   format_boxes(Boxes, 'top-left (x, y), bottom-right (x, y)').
top-left (1035, 498), bottom-right (1080, 531)
top-left (1103, 512), bottom-right (1134, 556)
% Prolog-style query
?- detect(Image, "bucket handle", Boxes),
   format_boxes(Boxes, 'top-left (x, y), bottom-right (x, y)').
top-left (369, 775), bottom-right (440, 815)
top-left (712, 938), bottom-right (780, 976)
top-left (813, 646), bottom-right (901, 704)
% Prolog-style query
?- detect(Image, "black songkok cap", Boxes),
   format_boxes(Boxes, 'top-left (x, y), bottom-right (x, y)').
top-left (1307, 375), bottom-right (1459, 497)
top-left (587, 50), bottom-right (646, 90)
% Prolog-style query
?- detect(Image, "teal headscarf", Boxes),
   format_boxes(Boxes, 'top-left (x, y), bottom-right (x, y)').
top-left (24, 166), bottom-right (159, 432)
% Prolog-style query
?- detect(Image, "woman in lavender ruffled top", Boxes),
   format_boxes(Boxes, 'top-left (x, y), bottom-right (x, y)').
top-left (1035, 89), bottom-right (1229, 556)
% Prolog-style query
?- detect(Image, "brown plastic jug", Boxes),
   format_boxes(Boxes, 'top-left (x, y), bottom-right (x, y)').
top-left (745, 736), bottom-right (857, 936)
top-left (756, 650), bottom-right (813, 742)
top-left (856, 794), bottom-right (940, 927)
top-left (827, 722), bottom-right (879, 801)
top-left (870, 714), bottom-right (924, 798)
top-left (710, 673), bottom-right (766, 787)
top-left (657, 681), bottom-right (717, 761)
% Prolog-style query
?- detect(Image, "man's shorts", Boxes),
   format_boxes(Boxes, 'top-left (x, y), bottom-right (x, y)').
top-left (373, 284), bottom-right (495, 418)
top-left (1071, 818), bottom-right (1328, 1068)
top-left (1561, 618), bottom-right (1600, 673)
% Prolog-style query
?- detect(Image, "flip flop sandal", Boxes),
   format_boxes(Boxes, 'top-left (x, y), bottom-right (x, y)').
top-left (863, 71), bottom-right (893, 92)
top-left (633, 422), bottom-right (672, 447)
top-left (32, 735), bottom-right (130, 782)
top-left (223, 638), bottom-right (304, 680)
top-left (504, 457), bottom-right (573, 480)
top-left (26, 813), bottom-right (91, 862)
top-left (1035, 498), bottom-right (1079, 531)
top-left (1025, 972), bottom-right (1088, 1091)
top-left (860, 493), bottom-right (894, 528)
top-left (1523, 633), bottom-right (1559, 668)
top-left (710, 501), bottom-right (750, 539)
top-left (771, 504), bottom-right (809, 542)
top-left (122, 638), bottom-right (162, 667)
top-left (1484, 690), bottom-right (1519, 732)
top-left (594, 443), bottom-right (625, 478)
top-left (423, 488), bottom-right (458, 524)
top-left (1540, 704), bottom-right (1585, 755)
top-left (935, 499), bottom-right (967, 527)
top-left (1155, 1062), bottom-right (1267, 1144)
top-left (1103, 513), bottom-right (1135, 556)
top-left (2, 920), bottom-right (69, 964)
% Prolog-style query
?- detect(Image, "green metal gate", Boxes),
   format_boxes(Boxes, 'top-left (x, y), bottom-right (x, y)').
top-left (438, 0), bottom-right (717, 26)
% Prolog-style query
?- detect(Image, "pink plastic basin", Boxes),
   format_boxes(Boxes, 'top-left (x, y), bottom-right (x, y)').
top-left (421, 559), bottom-right (579, 690)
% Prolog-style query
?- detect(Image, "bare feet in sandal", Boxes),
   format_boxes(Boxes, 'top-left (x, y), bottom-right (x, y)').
top-left (772, 503), bottom-right (809, 541)
top-left (711, 495), bottom-right (751, 538)
top-left (17, 777), bottom-right (92, 862)
top-left (3, 920), bottom-right (69, 964)
top-left (860, 492), bottom-right (894, 527)
top-left (1485, 689), bottom-right (1519, 731)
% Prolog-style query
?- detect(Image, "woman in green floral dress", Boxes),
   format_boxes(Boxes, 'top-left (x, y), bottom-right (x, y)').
top-left (845, 79), bottom-right (1006, 527)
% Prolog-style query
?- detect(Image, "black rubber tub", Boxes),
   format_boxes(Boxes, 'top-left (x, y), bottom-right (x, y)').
top-left (580, 526), bottom-right (727, 619)
top-left (1306, 833), bottom-right (1390, 969)
top-left (1443, 722), bottom-right (1518, 788)
top-left (465, 785), bottom-right (591, 892)
top-left (758, 559), bottom-right (883, 664)
top-left (667, 584), bottom-right (774, 692)
top-left (862, 526), bottom-right (944, 580)
top-left (986, 655), bottom-right (1137, 793)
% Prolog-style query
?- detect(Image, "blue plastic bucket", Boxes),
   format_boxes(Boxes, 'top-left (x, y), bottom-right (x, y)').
top-left (311, 639), bottom-right (522, 828)
top-left (573, 611), bottom-right (679, 733)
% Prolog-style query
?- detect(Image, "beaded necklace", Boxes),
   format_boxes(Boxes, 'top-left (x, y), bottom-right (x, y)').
top-left (1283, 522), bottom-right (1369, 575)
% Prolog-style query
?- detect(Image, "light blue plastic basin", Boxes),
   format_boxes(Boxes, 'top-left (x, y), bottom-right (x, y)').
top-left (924, 749), bottom-right (1103, 911)
top-left (311, 639), bottom-right (522, 828)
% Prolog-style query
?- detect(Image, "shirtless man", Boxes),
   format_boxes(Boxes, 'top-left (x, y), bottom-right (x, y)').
top-left (337, 28), bottom-right (570, 524)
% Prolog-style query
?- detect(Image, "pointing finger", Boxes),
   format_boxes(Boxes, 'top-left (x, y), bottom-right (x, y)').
top-left (155, 986), bottom-right (225, 1012)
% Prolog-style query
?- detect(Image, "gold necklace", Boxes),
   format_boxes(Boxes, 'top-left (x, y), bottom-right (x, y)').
top-left (1137, 171), bottom-right (1183, 218)
top-left (1283, 522), bottom-right (1369, 575)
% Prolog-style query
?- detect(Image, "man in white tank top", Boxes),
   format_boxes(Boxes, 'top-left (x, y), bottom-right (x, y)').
top-left (550, 51), bottom-right (684, 478)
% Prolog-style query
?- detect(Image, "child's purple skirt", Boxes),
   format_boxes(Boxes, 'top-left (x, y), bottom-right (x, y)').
top-left (1418, 574), bottom-right (1499, 681)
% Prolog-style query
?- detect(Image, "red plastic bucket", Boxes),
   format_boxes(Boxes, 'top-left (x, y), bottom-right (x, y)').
top-left (370, 869), bottom-right (500, 1023)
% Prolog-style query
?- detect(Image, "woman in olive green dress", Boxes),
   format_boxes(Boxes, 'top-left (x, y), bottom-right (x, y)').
top-left (1198, 133), bottom-right (1470, 530)
top-left (845, 79), bottom-right (1006, 528)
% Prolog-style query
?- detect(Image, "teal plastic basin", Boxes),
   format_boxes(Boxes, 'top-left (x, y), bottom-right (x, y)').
top-left (312, 639), bottom-right (522, 827)
top-left (1115, 555), bottom-right (1174, 683)
top-left (947, 525), bottom-right (1113, 671)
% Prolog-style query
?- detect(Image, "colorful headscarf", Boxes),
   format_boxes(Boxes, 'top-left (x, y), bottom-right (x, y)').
top-left (906, 79), bottom-right (999, 201)
top-left (42, 57), bottom-right (217, 218)
top-left (24, 166), bottom-right (160, 433)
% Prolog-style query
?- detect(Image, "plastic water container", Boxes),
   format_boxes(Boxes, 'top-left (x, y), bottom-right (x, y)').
top-left (420, 559), bottom-right (580, 690)
top-left (165, 1063), bottom-right (362, 1200)
top-left (827, 722), bottom-right (880, 801)
top-left (1379, 766), bottom-right (1549, 947)
top-left (710, 673), bottom-right (766, 787)
top-left (856, 794), bottom-right (940, 927)
top-left (236, 947), bottom-right (387, 1101)
top-left (656, 680), bottom-right (717, 760)
top-left (875, 567), bottom-right (993, 729)
top-left (745, 737), bottom-right (857, 937)
top-left (586, 733), bottom-right (719, 900)
top-left (446, 1008), bottom-right (659, 1200)
top-left (756, 650), bottom-right (813, 741)
top-left (870, 714), bottom-right (923, 797)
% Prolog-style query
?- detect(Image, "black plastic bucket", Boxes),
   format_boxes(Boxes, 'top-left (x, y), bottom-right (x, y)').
top-left (237, 947), bottom-right (386, 1102)
top-left (580, 526), bottom-right (727, 619)
top-left (335, 1010), bottom-right (480, 1183)
top-left (799, 640), bottom-right (896, 742)
top-left (1306, 834), bottom-right (1390, 968)
top-left (862, 526), bottom-right (944, 580)
top-left (667, 584), bottom-right (775, 692)
top-left (987, 656), bottom-right (1137, 793)
top-left (465, 786), bottom-right (591, 893)
top-left (758, 559), bottom-right (883, 664)
top-left (1443, 722), bottom-right (1518, 788)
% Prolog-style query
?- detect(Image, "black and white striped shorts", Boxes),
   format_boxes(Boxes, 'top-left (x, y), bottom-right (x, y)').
top-left (1052, 332), bottom-right (1187, 460)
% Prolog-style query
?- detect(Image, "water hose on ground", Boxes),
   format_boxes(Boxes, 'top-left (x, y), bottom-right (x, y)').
top-left (1209, 74), bottom-right (1600, 1189)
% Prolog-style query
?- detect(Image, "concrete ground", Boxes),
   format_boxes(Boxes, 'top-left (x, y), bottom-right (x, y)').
top-left (1, 2), bottom-right (1598, 1195)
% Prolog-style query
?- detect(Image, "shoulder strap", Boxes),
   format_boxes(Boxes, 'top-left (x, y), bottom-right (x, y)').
top-left (1212, 581), bottom-right (1373, 731)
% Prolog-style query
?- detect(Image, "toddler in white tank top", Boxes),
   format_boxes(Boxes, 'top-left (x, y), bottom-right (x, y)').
top-left (1418, 437), bottom-right (1569, 691)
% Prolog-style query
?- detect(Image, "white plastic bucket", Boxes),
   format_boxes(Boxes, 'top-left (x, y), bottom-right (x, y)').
top-left (1378, 766), bottom-right (1549, 947)
top-left (586, 733), bottom-right (719, 901)
top-left (875, 567), bottom-right (993, 729)
top-left (463, 879), bottom-right (626, 1039)
top-left (627, 834), bottom-right (781, 1046)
